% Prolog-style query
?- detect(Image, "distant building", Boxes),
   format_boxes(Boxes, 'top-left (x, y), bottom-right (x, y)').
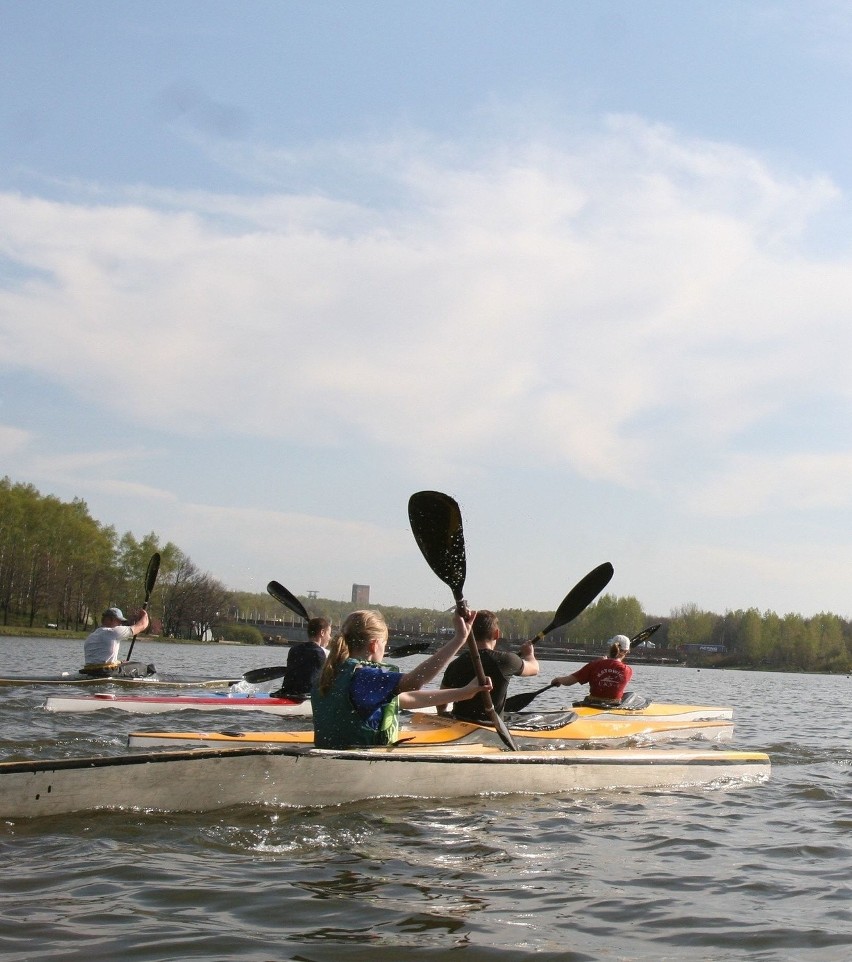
top-left (351, 584), bottom-right (370, 605)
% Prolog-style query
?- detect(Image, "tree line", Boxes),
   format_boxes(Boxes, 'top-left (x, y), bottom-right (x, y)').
top-left (2, 477), bottom-right (851, 672)
top-left (0, 478), bottom-right (230, 641)
top-left (252, 590), bottom-right (851, 673)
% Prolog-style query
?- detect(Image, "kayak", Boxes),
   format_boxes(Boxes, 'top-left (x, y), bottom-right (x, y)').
top-left (0, 743), bottom-right (770, 818)
top-left (127, 703), bottom-right (735, 750)
top-left (0, 674), bottom-right (238, 689)
top-left (44, 692), bottom-right (312, 716)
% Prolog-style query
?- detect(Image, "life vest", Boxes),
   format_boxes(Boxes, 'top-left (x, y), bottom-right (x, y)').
top-left (311, 658), bottom-right (400, 749)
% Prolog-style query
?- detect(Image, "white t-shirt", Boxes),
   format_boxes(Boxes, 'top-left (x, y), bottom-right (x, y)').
top-left (83, 626), bottom-right (134, 665)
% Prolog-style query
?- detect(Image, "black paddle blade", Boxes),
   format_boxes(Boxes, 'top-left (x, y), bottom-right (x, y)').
top-left (241, 665), bottom-right (288, 684)
top-left (267, 581), bottom-right (310, 621)
top-left (128, 552), bottom-right (161, 660)
top-left (144, 553), bottom-right (161, 604)
top-left (386, 642), bottom-right (431, 658)
top-left (503, 682), bottom-right (555, 714)
top-left (536, 562), bottom-right (614, 639)
top-left (407, 491), bottom-right (467, 603)
top-left (631, 623), bottom-right (662, 646)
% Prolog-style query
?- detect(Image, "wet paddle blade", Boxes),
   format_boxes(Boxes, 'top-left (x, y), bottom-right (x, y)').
top-left (631, 623), bottom-right (662, 646)
top-left (266, 581), bottom-right (310, 621)
top-left (407, 491), bottom-right (467, 603)
top-left (502, 562), bottom-right (613, 713)
top-left (241, 666), bottom-right (288, 684)
top-left (128, 552), bottom-right (161, 661)
top-left (535, 562), bottom-right (615, 640)
top-left (503, 683), bottom-right (555, 713)
top-left (386, 642), bottom-right (431, 658)
top-left (143, 553), bottom-right (161, 607)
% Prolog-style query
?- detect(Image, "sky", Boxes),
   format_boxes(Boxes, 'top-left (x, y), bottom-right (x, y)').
top-left (2, 1), bottom-right (852, 619)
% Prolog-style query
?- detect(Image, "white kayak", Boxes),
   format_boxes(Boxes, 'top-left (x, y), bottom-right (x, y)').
top-left (0, 742), bottom-right (770, 819)
top-left (43, 692), bottom-right (313, 716)
top-left (0, 674), bottom-right (238, 689)
top-left (127, 703), bottom-right (735, 750)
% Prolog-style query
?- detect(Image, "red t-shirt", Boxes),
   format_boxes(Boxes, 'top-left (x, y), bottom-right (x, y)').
top-left (573, 658), bottom-right (632, 700)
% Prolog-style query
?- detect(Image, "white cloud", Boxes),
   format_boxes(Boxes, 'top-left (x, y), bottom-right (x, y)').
top-left (163, 501), bottom-right (416, 602)
top-left (1, 115), bottom-right (851, 518)
top-left (687, 452), bottom-right (852, 516)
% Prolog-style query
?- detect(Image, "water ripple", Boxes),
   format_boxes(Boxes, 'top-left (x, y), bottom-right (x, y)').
top-left (2, 641), bottom-right (852, 960)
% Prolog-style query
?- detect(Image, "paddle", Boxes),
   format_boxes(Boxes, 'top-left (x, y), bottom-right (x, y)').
top-left (266, 581), bottom-right (431, 660)
top-left (631, 623), bottom-right (662, 647)
top-left (239, 665), bottom-right (289, 685)
top-left (408, 490), bottom-right (517, 751)
top-left (504, 620), bottom-right (658, 712)
top-left (266, 580), bottom-right (309, 621)
top-left (386, 642), bottom-right (432, 657)
top-left (126, 552), bottom-right (160, 661)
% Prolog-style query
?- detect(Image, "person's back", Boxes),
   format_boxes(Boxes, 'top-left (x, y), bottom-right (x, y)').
top-left (271, 617), bottom-right (331, 700)
top-left (439, 610), bottom-right (538, 720)
top-left (82, 606), bottom-right (151, 677)
top-left (572, 655), bottom-right (632, 701)
top-left (551, 635), bottom-right (633, 703)
top-left (83, 625), bottom-right (130, 666)
top-left (441, 647), bottom-right (521, 721)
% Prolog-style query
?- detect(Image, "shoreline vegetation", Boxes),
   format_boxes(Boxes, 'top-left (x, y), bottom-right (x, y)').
top-left (0, 624), bottom-right (846, 675)
top-left (2, 477), bottom-right (851, 674)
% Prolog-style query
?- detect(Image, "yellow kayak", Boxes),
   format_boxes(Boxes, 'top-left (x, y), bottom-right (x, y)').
top-left (128, 702), bottom-right (735, 750)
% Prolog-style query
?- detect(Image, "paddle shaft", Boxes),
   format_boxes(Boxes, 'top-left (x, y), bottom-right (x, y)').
top-left (453, 596), bottom-right (517, 749)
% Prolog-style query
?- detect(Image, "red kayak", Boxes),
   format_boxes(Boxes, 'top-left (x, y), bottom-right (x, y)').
top-left (43, 692), bottom-right (310, 716)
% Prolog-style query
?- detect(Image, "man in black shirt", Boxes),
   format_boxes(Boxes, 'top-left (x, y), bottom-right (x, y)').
top-left (270, 616), bottom-right (332, 700)
top-left (438, 610), bottom-right (539, 721)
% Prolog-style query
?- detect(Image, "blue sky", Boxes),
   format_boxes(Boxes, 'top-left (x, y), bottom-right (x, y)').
top-left (2, 1), bottom-right (852, 618)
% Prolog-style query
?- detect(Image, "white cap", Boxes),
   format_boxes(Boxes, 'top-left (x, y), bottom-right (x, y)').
top-left (103, 607), bottom-right (125, 621)
top-left (610, 634), bottom-right (631, 652)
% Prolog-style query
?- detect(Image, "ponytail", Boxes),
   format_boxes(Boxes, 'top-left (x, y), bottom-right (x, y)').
top-left (316, 609), bottom-right (389, 696)
top-left (317, 633), bottom-right (350, 696)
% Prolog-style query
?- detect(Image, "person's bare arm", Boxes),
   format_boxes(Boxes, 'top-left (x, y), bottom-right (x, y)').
top-left (128, 609), bottom-right (150, 637)
top-left (517, 640), bottom-right (540, 677)
top-left (551, 672), bottom-right (579, 687)
top-left (399, 676), bottom-right (492, 709)
top-left (397, 610), bottom-right (475, 693)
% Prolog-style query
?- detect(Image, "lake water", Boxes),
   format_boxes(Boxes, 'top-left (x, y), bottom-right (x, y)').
top-left (0, 636), bottom-right (850, 961)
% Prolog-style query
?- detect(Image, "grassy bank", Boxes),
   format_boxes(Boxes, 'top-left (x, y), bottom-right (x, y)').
top-left (0, 626), bottom-right (251, 645)
top-left (0, 625), bottom-right (86, 640)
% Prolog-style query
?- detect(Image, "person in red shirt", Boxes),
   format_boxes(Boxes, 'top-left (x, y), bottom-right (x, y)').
top-left (551, 634), bottom-right (632, 704)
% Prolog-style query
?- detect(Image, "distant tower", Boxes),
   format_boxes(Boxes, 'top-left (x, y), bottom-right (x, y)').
top-left (307, 590), bottom-right (318, 600)
top-left (351, 584), bottom-right (370, 605)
